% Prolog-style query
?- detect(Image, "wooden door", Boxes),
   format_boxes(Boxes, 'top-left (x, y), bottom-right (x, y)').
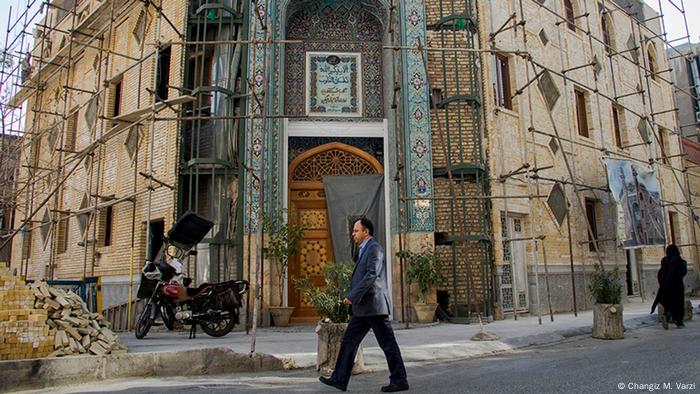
top-left (288, 142), bottom-right (383, 323)
top-left (288, 189), bottom-right (334, 323)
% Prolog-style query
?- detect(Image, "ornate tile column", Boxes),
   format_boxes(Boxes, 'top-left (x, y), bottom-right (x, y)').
top-left (400, 1), bottom-right (435, 232)
top-left (244, 0), bottom-right (276, 232)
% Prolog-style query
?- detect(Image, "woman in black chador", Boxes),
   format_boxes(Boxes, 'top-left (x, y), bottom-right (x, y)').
top-left (651, 244), bottom-right (688, 329)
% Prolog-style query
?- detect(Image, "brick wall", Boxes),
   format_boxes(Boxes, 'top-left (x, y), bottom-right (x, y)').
top-left (10, 0), bottom-right (187, 287)
top-left (0, 266), bottom-right (53, 360)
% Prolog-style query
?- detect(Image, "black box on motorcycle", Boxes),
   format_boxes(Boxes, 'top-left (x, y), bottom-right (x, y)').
top-left (168, 211), bottom-right (214, 248)
top-left (137, 212), bottom-right (214, 299)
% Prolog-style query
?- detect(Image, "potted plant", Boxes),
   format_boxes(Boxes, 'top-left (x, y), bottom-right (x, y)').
top-left (588, 265), bottom-right (624, 339)
top-left (264, 210), bottom-right (308, 327)
top-left (399, 249), bottom-right (445, 323)
top-left (294, 262), bottom-right (363, 375)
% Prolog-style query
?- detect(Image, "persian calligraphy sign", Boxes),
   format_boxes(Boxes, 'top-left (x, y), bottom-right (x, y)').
top-left (306, 52), bottom-right (362, 117)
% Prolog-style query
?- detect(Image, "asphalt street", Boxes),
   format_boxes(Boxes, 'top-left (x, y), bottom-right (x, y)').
top-left (30, 320), bottom-right (699, 394)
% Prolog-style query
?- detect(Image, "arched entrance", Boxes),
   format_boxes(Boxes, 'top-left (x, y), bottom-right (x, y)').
top-left (288, 142), bottom-right (383, 323)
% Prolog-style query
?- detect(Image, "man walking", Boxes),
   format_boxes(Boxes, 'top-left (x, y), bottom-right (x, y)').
top-left (319, 218), bottom-right (409, 392)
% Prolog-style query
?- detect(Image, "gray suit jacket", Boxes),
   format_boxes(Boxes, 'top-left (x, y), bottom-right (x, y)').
top-left (346, 238), bottom-right (391, 317)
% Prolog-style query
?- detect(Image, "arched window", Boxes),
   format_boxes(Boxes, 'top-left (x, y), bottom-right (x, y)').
top-left (601, 13), bottom-right (614, 54)
top-left (647, 43), bottom-right (658, 81)
top-left (564, 0), bottom-right (576, 31)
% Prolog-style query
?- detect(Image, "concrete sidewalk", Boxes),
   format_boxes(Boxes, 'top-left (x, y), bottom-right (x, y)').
top-left (118, 298), bottom-right (698, 371)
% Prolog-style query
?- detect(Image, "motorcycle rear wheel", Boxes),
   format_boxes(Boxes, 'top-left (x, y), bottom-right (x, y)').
top-left (200, 312), bottom-right (236, 337)
top-left (135, 301), bottom-right (154, 339)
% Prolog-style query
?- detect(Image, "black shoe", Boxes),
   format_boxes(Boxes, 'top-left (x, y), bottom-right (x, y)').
top-left (381, 382), bottom-right (409, 392)
top-left (319, 376), bottom-right (347, 391)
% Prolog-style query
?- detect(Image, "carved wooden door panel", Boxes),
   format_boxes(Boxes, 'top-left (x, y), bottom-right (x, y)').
top-left (287, 142), bottom-right (384, 323)
top-left (288, 190), bottom-right (333, 323)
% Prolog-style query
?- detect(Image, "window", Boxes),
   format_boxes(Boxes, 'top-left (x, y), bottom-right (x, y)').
top-left (100, 205), bottom-right (114, 247)
top-left (157, 46), bottom-right (172, 100)
top-left (612, 105), bottom-right (623, 148)
top-left (575, 88), bottom-right (589, 138)
top-left (30, 136), bottom-right (41, 170)
top-left (585, 198), bottom-right (598, 252)
top-left (21, 230), bottom-right (33, 260)
top-left (56, 216), bottom-right (69, 254)
top-left (113, 79), bottom-right (123, 117)
top-left (668, 211), bottom-right (679, 245)
top-left (430, 87), bottom-right (443, 109)
top-left (188, 49), bottom-right (213, 109)
top-left (65, 109), bottom-right (78, 151)
top-left (108, 78), bottom-right (124, 127)
top-left (493, 54), bottom-right (513, 110)
top-left (658, 128), bottom-right (669, 164)
top-left (647, 43), bottom-right (658, 81)
top-left (564, 0), bottom-right (576, 31)
top-left (601, 13), bottom-right (613, 54)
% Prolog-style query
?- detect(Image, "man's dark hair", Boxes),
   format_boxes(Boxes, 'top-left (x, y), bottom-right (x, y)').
top-left (356, 217), bottom-right (374, 236)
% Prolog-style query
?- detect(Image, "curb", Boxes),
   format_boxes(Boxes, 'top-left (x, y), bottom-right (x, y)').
top-left (300, 315), bottom-right (661, 372)
top-left (0, 347), bottom-right (285, 393)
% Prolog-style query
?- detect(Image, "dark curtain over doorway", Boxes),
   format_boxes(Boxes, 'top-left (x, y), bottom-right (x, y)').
top-left (323, 174), bottom-right (385, 264)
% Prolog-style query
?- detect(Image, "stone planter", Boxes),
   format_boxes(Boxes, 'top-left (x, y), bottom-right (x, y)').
top-left (413, 303), bottom-right (437, 323)
top-left (592, 303), bottom-right (624, 339)
top-left (315, 321), bottom-right (364, 376)
top-left (269, 307), bottom-right (295, 327)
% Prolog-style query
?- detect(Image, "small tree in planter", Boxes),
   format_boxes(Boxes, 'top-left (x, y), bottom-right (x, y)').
top-left (398, 249), bottom-right (445, 323)
top-left (589, 265), bottom-right (624, 339)
top-left (295, 262), bottom-right (363, 375)
top-left (264, 210), bottom-right (308, 327)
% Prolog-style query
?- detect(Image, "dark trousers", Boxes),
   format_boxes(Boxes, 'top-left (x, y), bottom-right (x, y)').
top-left (331, 315), bottom-right (407, 385)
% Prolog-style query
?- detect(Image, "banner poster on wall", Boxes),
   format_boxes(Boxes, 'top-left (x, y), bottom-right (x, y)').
top-left (602, 157), bottom-right (666, 249)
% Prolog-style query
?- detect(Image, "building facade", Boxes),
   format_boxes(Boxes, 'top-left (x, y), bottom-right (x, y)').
top-left (7, 0), bottom-right (698, 320)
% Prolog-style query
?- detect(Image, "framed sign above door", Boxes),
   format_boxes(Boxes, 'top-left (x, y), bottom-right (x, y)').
top-left (306, 52), bottom-right (362, 117)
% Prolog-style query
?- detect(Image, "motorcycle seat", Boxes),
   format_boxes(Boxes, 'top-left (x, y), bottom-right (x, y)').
top-left (186, 283), bottom-right (212, 298)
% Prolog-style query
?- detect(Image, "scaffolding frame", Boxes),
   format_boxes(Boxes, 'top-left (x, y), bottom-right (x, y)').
top-left (0, 0), bottom-right (696, 344)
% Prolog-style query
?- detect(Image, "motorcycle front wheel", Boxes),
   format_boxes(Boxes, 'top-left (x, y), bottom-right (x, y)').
top-left (200, 312), bottom-right (236, 337)
top-left (160, 302), bottom-right (175, 331)
top-left (135, 301), bottom-right (154, 339)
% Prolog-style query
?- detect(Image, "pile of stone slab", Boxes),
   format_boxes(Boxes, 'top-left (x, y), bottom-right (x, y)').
top-left (30, 281), bottom-right (126, 357)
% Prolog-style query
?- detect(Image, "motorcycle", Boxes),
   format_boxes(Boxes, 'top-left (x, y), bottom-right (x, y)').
top-left (135, 211), bottom-right (248, 339)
